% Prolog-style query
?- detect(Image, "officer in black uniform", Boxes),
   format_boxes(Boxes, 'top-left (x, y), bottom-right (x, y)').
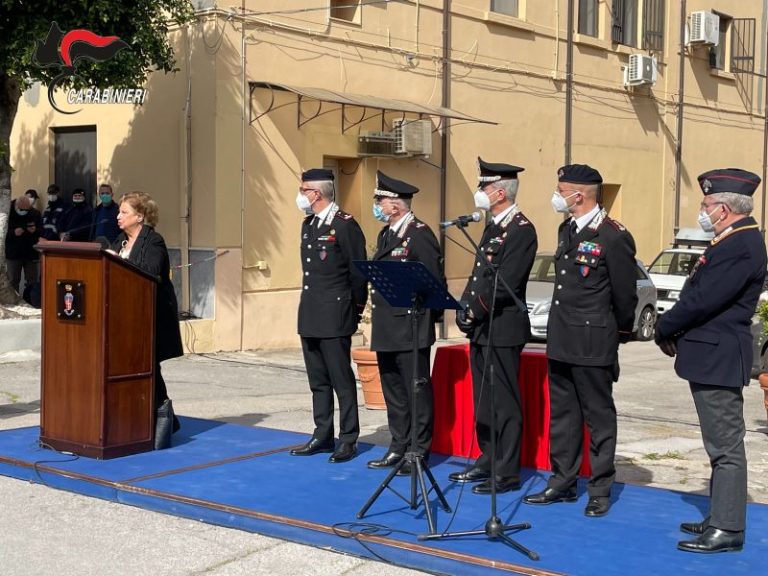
top-left (523, 164), bottom-right (636, 517)
top-left (656, 169), bottom-right (766, 554)
top-left (291, 168), bottom-right (368, 463)
top-left (366, 171), bottom-right (445, 476)
top-left (450, 158), bottom-right (537, 495)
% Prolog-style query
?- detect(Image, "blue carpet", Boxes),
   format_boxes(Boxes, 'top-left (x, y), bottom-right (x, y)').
top-left (1, 418), bottom-right (766, 576)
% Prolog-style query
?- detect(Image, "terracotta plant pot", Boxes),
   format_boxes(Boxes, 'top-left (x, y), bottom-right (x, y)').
top-left (759, 373), bottom-right (768, 422)
top-left (351, 347), bottom-right (386, 410)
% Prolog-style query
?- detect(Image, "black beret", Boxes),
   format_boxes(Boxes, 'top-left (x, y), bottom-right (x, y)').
top-left (374, 170), bottom-right (419, 199)
top-left (557, 164), bottom-right (603, 185)
top-left (477, 157), bottom-right (524, 183)
top-left (301, 168), bottom-right (334, 182)
top-left (698, 168), bottom-right (761, 196)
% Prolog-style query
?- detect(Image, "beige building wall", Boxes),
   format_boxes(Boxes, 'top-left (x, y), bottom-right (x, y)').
top-left (11, 1), bottom-right (768, 351)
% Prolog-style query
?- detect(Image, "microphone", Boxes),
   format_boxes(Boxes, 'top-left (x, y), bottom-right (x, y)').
top-left (440, 212), bottom-right (483, 229)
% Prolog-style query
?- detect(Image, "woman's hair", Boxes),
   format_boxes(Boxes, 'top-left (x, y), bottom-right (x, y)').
top-left (119, 191), bottom-right (159, 227)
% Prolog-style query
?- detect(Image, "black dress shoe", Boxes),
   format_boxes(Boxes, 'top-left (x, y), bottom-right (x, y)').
top-left (680, 518), bottom-right (709, 535)
top-left (584, 496), bottom-right (611, 517)
top-left (471, 476), bottom-right (521, 494)
top-left (367, 450), bottom-right (403, 469)
top-left (328, 442), bottom-right (357, 463)
top-left (677, 527), bottom-right (744, 553)
top-left (448, 466), bottom-right (490, 484)
top-left (523, 487), bottom-right (578, 505)
top-left (290, 437), bottom-right (335, 456)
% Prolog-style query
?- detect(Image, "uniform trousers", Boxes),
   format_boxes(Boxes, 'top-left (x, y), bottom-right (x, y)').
top-left (301, 336), bottom-right (360, 444)
top-left (690, 382), bottom-right (747, 532)
top-left (470, 343), bottom-right (523, 479)
top-left (547, 360), bottom-right (616, 497)
top-left (376, 347), bottom-right (433, 456)
top-left (6, 258), bottom-right (38, 293)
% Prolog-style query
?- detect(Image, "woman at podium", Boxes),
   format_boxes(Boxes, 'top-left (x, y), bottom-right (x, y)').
top-left (112, 191), bottom-right (184, 448)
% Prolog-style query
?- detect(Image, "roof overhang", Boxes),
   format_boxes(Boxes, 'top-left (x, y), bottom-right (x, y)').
top-left (249, 81), bottom-right (496, 131)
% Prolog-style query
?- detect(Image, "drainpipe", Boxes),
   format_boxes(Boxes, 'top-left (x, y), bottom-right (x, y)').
top-left (180, 24), bottom-right (192, 315)
top-left (674, 0), bottom-right (686, 235)
top-left (564, 0), bottom-right (574, 164)
top-left (762, 22), bottom-right (768, 235)
top-left (240, 1), bottom-right (247, 350)
top-left (439, 0), bottom-right (451, 340)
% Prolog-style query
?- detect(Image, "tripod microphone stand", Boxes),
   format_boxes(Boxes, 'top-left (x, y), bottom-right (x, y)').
top-left (354, 260), bottom-right (459, 535)
top-left (419, 220), bottom-right (539, 561)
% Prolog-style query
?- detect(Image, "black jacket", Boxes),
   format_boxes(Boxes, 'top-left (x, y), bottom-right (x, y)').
top-left (460, 208), bottom-right (537, 347)
top-left (546, 208), bottom-right (637, 368)
top-left (59, 203), bottom-right (94, 242)
top-left (370, 214), bottom-right (445, 353)
top-left (657, 217), bottom-right (767, 387)
top-left (41, 198), bottom-right (68, 241)
top-left (297, 205), bottom-right (368, 338)
top-left (5, 201), bottom-right (42, 261)
top-left (113, 226), bottom-right (183, 362)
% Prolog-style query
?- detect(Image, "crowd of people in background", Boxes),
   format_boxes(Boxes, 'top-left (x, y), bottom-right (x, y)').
top-left (4, 182), bottom-right (122, 306)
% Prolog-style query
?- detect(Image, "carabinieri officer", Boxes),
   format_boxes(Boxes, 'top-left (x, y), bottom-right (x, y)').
top-left (366, 171), bottom-right (445, 476)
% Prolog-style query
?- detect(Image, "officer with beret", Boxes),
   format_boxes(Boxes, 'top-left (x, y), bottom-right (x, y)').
top-left (656, 169), bottom-right (767, 553)
top-left (366, 171), bottom-right (445, 475)
top-left (523, 164), bottom-right (637, 516)
top-left (292, 168), bottom-right (368, 463)
top-left (450, 158), bottom-right (537, 494)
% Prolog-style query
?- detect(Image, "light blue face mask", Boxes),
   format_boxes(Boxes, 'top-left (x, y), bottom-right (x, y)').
top-left (372, 202), bottom-right (390, 223)
top-left (100, 194), bottom-right (112, 205)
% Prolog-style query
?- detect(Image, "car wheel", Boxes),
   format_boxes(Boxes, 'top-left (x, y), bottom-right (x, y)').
top-left (635, 306), bottom-right (656, 341)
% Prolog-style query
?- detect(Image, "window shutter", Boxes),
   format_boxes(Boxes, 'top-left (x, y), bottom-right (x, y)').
top-left (612, 0), bottom-right (625, 43)
top-left (642, 0), bottom-right (665, 52)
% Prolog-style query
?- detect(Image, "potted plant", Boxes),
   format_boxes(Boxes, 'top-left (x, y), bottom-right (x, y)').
top-left (756, 299), bottom-right (768, 421)
top-left (352, 288), bottom-right (386, 410)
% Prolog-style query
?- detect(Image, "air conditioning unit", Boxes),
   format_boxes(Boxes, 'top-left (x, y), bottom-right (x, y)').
top-left (688, 11), bottom-right (719, 46)
top-left (393, 119), bottom-right (432, 156)
top-left (358, 131), bottom-right (397, 157)
top-left (624, 54), bottom-right (657, 87)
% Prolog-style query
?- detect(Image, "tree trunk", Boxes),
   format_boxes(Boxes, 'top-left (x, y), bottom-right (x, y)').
top-left (0, 73), bottom-right (23, 305)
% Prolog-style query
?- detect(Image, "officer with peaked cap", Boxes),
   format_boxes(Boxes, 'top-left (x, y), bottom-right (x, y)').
top-left (292, 168), bottom-right (368, 463)
top-left (450, 158), bottom-right (537, 494)
top-left (366, 170), bottom-right (445, 475)
top-left (523, 164), bottom-right (637, 516)
top-left (656, 168), bottom-right (767, 553)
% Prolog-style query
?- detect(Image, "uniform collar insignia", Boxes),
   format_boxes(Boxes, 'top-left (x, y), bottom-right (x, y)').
top-left (587, 207), bottom-right (607, 231)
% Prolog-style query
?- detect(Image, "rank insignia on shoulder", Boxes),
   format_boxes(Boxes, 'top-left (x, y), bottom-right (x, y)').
top-left (606, 218), bottom-right (626, 231)
top-left (337, 213), bottom-right (352, 220)
top-left (415, 222), bottom-right (425, 228)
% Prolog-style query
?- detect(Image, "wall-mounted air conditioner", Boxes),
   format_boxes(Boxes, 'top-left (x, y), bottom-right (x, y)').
top-left (624, 54), bottom-right (657, 87)
top-left (688, 11), bottom-right (720, 46)
top-left (393, 119), bottom-right (432, 156)
top-left (358, 131), bottom-right (398, 157)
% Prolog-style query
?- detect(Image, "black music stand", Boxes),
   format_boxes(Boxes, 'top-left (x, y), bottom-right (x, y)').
top-left (418, 219), bottom-right (539, 561)
top-left (354, 260), bottom-right (460, 535)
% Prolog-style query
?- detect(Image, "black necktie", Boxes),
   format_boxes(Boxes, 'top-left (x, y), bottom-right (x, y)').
top-left (569, 220), bottom-right (578, 240)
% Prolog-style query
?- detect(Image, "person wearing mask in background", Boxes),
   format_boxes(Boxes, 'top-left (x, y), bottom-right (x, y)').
top-left (111, 191), bottom-right (183, 448)
top-left (91, 183), bottom-right (121, 244)
top-left (366, 171), bottom-right (445, 476)
top-left (656, 169), bottom-right (767, 553)
top-left (5, 195), bottom-right (42, 293)
top-left (59, 188), bottom-right (94, 242)
top-left (41, 184), bottom-right (67, 241)
top-left (292, 168), bottom-right (368, 464)
top-left (24, 189), bottom-right (40, 211)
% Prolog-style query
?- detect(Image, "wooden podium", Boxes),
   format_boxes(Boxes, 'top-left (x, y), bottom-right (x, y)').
top-left (38, 241), bottom-right (157, 458)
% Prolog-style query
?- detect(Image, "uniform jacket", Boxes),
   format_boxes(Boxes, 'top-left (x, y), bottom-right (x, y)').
top-left (297, 204), bottom-right (368, 339)
top-left (546, 207), bottom-right (637, 367)
top-left (370, 213), bottom-right (445, 352)
top-left (91, 202), bottom-right (120, 243)
top-left (460, 207), bottom-right (537, 347)
top-left (5, 201), bottom-right (42, 261)
top-left (113, 226), bottom-right (184, 363)
top-left (41, 198), bottom-right (68, 241)
top-left (656, 217), bottom-right (767, 387)
top-left (59, 203), bottom-right (94, 242)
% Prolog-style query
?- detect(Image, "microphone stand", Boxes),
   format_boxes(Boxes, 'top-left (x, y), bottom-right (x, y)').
top-left (419, 218), bottom-right (538, 561)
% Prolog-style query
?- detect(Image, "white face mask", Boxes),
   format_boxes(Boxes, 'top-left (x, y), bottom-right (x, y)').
top-left (474, 190), bottom-right (491, 211)
top-left (295, 192), bottom-right (313, 213)
top-left (698, 204), bottom-right (721, 233)
top-left (48, 194), bottom-right (58, 202)
top-left (550, 190), bottom-right (579, 214)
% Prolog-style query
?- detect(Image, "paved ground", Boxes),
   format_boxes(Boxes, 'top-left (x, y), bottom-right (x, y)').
top-left (1, 339), bottom-right (767, 575)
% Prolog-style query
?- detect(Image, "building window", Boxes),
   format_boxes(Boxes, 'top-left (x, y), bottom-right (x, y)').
top-left (612, 0), bottom-right (639, 47)
top-left (730, 18), bottom-right (756, 74)
top-left (491, 0), bottom-right (519, 18)
top-left (642, 0), bottom-right (665, 52)
top-left (330, 0), bottom-right (360, 23)
top-left (709, 14), bottom-right (731, 70)
top-left (578, 0), bottom-right (599, 37)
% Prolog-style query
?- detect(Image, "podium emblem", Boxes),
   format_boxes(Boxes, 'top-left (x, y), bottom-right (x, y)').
top-left (56, 280), bottom-right (85, 320)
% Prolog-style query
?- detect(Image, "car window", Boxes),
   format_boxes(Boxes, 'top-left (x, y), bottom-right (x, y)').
top-left (648, 252), bottom-right (700, 276)
top-left (529, 255), bottom-right (556, 283)
top-left (635, 263), bottom-right (649, 280)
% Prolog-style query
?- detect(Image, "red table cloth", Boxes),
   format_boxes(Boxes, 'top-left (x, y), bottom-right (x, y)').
top-left (431, 344), bottom-right (591, 476)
